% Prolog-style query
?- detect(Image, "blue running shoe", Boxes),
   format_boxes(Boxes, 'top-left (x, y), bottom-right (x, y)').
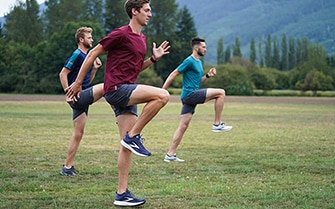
top-left (114, 189), bottom-right (146, 207)
top-left (121, 133), bottom-right (151, 157)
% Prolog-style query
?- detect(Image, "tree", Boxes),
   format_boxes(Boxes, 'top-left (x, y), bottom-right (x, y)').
top-left (217, 37), bottom-right (224, 65)
top-left (202, 64), bottom-right (254, 95)
top-left (281, 34), bottom-right (288, 71)
top-left (82, 0), bottom-right (104, 25)
top-left (233, 37), bottom-right (242, 57)
top-left (0, 41), bottom-right (37, 93)
top-left (289, 43), bottom-right (332, 90)
top-left (288, 36), bottom-right (295, 70)
top-left (265, 34), bottom-right (272, 67)
top-left (145, 1), bottom-right (193, 80)
top-left (258, 36), bottom-right (264, 68)
top-left (224, 45), bottom-right (231, 63)
top-left (272, 70), bottom-right (290, 89)
top-left (174, 6), bottom-right (197, 61)
top-left (104, 0), bottom-right (128, 34)
top-left (296, 37), bottom-right (309, 66)
top-left (44, 0), bottom-right (83, 36)
top-left (249, 37), bottom-right (256, 64)
top-left (272, 36), bottom-right (280, 70)
top-left (4, 0), bottom-right (43, 46)
top-left (251, 69), bottom-right (277, 92)
top-left (296, 70), bottom-right (333, 96)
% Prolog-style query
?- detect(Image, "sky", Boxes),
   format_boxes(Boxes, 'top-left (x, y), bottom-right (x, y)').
top-left (0, 0), bottom-right (45, 16)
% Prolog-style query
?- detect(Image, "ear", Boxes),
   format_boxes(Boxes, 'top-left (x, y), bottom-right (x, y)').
top-left (131, 8), bottom-right (138, 17)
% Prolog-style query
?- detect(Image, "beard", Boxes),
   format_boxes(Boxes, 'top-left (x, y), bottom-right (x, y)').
top-left (83, 42), bottom-right (92, 49)
top-left (197, 50), bottom-right (204, 57)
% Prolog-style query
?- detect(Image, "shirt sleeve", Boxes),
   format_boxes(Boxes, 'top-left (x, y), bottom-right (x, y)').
top-left (64, 50), bottom-right (81, 71)
top-left (99, 28), bottom-right (126, 51)
top-left (177, 57), bottom-right (191, 74)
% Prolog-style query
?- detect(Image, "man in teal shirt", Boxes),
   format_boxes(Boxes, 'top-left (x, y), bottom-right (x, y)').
top-left (162, 37), bottom-right (232, 162)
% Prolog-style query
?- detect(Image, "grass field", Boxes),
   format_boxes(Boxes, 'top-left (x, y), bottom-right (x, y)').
top-left (0, 96), bottom-right (334, 208)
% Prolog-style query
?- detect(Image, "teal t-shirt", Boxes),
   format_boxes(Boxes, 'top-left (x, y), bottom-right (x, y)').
top-left (177, 55), bottom-right (203, 99)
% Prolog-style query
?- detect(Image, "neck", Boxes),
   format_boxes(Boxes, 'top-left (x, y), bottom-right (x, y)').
top-left (192, 51), bottom-right (200, 60)
top-left (129, 21), bottom-right (142, 34)
top-left (78, 45), bottom-right (89, 54)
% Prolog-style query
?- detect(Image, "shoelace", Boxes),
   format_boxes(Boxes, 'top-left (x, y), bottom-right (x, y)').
top-left (139, 136), bottom-right (145, 144)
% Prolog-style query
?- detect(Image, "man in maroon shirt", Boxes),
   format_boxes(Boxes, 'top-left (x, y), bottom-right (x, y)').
top-left (66, 0), bottom-right (170, 207)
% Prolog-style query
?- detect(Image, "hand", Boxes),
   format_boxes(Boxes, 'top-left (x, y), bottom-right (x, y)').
top-left (93, 57), bottom-right (102, 69)
top-left (207, 68), bottom-right (217, 77)
top-left (152, 40), bottom-right (170, 60)
top-left (65, 81), bottom-right (82, 101)
top-left (66, 95), bottom-right (75, 104)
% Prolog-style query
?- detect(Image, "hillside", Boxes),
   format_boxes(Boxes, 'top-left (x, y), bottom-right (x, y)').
top-left (1, 0), bottom-right (334, 65)
top-left (176, 0), bottom-right (335, 64)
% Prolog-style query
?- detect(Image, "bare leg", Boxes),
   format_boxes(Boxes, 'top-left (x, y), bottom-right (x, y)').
top-left (167, 113), bottom-right (193, 156)
top-left (65, 113), bottom-right (87, 167)
top-left (127, 85), bottom-right (169, 137)
top-left (92, 83), bottom-right (104, 102)
top-left (64, 83), bottom-right (103, 167)
top-left (205, 88), bottom-right (225, 125)
top-left (116, 113), bottom-right (137, 194)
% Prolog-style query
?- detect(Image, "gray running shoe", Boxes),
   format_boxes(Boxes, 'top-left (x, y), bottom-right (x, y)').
top-left (60, 165), bottom-right (77, 176)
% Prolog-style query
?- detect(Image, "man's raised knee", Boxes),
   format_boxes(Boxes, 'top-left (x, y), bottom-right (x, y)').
top-left (160, 89), bottom-right (170, 104)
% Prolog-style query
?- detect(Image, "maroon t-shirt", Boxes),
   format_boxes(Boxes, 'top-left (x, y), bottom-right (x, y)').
top-left (99, 25), bottom-right (147, 94)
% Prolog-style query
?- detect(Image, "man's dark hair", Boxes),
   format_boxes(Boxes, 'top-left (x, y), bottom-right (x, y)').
top-left (191, 37), bottom-right (205, 47)
top-left (125, 0), bottom-right (150, 19)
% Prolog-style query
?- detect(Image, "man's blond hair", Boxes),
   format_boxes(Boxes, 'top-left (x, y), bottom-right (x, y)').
top-left (75, 27), bottom-right (93, 43)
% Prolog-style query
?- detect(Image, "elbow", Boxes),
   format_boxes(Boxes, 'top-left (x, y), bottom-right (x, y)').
top-left (59, 71), bottom-right (64, 80)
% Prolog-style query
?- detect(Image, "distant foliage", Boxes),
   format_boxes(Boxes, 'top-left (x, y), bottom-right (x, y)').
top-left (0, 0), bottom-right (196, 94)
top-left (0, 0), bottom-right (334, 95)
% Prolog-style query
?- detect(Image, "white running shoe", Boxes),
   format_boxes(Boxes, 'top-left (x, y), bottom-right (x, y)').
top-left (212, 122), bottom-right (233, 132)
top-left (164, 154), bottom-right (185, 162)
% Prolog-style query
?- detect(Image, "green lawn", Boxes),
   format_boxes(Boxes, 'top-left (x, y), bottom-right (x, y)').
top-left (0, 97), bottom-right (334, 208)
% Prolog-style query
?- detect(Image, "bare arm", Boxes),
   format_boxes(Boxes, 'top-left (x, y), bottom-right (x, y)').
top-left (162, 69), bottom-right (180, 89)
top-left (89, 57), bottom-right (102, 83)
top-left (141, 41), bottom-right (170, 71)
top-left (59, 67), bottom-right (70, 92)
top-left (66, 44), bottom-right (105, 98)
top-left (201, 67), bottom-right (216, 82)
top-left (59, 67), bottom-right (78, 103)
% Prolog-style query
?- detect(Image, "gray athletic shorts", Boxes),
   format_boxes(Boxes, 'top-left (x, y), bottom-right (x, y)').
top-left (70, 87), bottom-right (94, 120)
top-left (104, 84), bottom-right (138, 117)
top-left (181, 89), bottom-right (207, 115)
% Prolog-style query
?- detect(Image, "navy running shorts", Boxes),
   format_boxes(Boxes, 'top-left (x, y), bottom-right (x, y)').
top-left (70, 86), bottom-right (94, 120)
top-left (104, 84), bottom-right (138, 117)
top-left (181, 89), bottom-right (207, 115)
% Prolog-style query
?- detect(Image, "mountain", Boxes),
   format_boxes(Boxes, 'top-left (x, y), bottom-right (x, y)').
top-left (1, 1), bottom-right (334, 64)
top-left (176, 0), bottom-right (335, 64)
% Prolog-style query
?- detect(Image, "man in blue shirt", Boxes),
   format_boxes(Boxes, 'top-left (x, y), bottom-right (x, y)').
top-left (162, 37), bottom-right (232, 162)
top-left (59, 27), bottom-right (103, 176)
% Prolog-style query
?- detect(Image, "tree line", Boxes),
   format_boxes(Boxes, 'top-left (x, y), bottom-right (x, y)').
top-left (214, 34), bottom-right (335, 95)
top-left (0, 0), bottom-right (334, 95)
top-left (0, 0), bottom-right (197, 93)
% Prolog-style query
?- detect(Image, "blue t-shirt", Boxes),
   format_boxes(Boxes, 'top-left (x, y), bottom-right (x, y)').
top-left (177, 55), bottom-right (203, 99)
top-left (64, 49), bottom-right (92, 89)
